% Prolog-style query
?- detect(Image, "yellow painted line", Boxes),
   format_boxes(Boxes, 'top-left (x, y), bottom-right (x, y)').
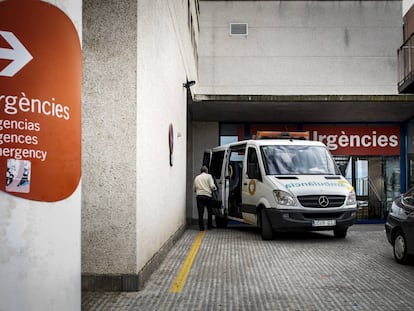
top-left (170, 231), bottom-right (205, 293)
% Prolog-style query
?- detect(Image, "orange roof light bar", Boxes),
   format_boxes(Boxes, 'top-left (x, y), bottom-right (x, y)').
top-left (255, 131), bottom-right (310, 140)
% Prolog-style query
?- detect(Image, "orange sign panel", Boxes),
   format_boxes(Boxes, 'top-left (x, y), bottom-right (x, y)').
top-left (304, 125), bottom-right (400, 156)
top-left (0, 0), bottom-right (81, 202)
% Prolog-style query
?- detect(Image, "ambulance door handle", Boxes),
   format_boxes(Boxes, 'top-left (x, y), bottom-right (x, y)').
top-left (243, 182), bottom-right (247, 186)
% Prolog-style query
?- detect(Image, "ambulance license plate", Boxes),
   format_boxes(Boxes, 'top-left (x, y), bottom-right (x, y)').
top-left (312, 220), bottom-right (336, 227)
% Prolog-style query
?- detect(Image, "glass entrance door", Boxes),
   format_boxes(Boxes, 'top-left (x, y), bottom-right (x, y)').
top-left (335, 156), bottom-right (400, 222)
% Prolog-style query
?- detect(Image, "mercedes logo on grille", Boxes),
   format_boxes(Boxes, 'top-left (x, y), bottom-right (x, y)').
top-left (318, 196), bottom-right (329, 207)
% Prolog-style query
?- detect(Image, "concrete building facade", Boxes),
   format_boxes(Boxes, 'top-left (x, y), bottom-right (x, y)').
top-left (2, 2), bottom-right (414, 308)
top-left (0, 1), bottom-right (82, 310)
top-left (81, 0), bottom-right (199, 291)
top-left (198, 0), bottom-right (401, 95)
top-left (83, 0), bottom-right (414, 291)
top-left (190, 0), bottom-right (414, 225)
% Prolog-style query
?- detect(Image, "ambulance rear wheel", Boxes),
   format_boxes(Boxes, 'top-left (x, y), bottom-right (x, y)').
top-left (215, 216), bottom-right (228, 228)
top-left (261, 209), bottom-right (273, 240)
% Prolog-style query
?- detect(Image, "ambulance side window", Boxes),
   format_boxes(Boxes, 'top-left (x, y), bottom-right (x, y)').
top-left (247, 147), bottom-right (261, 181)
top-left (210, 151), bottom-right (225, 180)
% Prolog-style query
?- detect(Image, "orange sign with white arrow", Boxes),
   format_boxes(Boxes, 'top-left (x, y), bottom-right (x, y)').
top-left (0, 30), bottom-right (33, 77)
top-left (0, 0), bottom-right (81, 202)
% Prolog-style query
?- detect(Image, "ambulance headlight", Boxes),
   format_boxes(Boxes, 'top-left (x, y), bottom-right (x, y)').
top-left (346, 190), bottom-right (357, 206)
top-left (274, 190), bottom-right (297, 206)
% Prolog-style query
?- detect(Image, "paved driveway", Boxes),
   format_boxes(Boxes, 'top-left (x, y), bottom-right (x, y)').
top-left (82, 224), bottom-right (414, 311)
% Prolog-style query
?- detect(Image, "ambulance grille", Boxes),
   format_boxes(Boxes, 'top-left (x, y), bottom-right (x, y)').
top-left (297, 195), bottom-right (345, 208)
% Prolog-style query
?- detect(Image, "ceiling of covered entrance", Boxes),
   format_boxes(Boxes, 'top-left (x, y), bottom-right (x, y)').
top-left (190, 94), bottom-right (414, 123)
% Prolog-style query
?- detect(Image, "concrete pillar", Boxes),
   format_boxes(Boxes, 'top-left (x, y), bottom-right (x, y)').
top-left (0, 0), bottom-right (82, 310)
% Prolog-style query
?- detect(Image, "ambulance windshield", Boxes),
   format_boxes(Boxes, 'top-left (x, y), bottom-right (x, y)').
top-left (260, 145), bottom-right (339, 175)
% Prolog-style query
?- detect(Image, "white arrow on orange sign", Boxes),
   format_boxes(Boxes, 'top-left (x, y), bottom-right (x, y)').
top-left (0, 30), bottom-right (33, 77)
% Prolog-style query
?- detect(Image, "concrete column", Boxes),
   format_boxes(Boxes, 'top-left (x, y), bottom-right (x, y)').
top-left (0, 1), bottom-right (82, 310)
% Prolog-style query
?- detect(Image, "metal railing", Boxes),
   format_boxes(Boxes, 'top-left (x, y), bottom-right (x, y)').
top-left (398, 33), bottom-right (414, 91)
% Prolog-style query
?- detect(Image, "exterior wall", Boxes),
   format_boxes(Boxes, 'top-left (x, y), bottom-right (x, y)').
top-left (190, 122), bottom-right (219, 219)
top-left (0, 1), bottom-right (82, 310)
top-left (404, 0), bottom-right (414, 15)
top-left (398, 3), bottom-right (414, 92)
top-left (82, 0), bottom-right (137, 275)
top-left (137, 0), bottom-right (197, 271)
top-left (198, 0), bottom-right (402, 95)
top-left (404, 3), bottom-right (414, 40)
top-left (82, 0), bottom-right (198, 288)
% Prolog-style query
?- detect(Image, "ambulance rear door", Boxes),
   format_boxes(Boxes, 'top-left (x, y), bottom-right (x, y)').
top-left (206, 149), bottom-right (228, 217)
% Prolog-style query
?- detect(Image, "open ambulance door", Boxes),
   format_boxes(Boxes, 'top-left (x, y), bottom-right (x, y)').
top-left (241, 146), bottom-right (262, 225)
top-left (204, 149), bottom-right (229, 227)
top-left (226, 144), bottom-right (246, 220)
top-left (202, 150), bottom-right (211, 169)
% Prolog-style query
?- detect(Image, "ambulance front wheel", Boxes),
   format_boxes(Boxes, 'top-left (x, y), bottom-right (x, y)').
top-left (334, 228), bottom-right (348, 238)
top-left (260, 209), bottom-right (274, 240)
top-left (215, 216), bottom-right (228, 228)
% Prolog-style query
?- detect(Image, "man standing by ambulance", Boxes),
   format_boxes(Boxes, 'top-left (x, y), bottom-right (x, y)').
top-left (193, 166), bottom-right (217, 231)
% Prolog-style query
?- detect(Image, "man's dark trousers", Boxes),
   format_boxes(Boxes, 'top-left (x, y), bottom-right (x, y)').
top-left (196, 195), bottom-right (213, 230)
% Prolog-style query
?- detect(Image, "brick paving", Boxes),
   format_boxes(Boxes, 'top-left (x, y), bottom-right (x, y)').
top-left (82, 224), bottom-right (414, 311)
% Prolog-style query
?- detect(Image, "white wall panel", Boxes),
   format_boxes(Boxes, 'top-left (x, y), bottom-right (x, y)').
top-left (136, 0), bottom-right (195, 271)
top-left (199, 1), bottom-right (402, 95)
top-left (0, 1), bottom-right (82, 310)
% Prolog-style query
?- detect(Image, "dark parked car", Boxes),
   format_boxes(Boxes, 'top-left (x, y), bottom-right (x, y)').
top-left (385, 187), bottom-right (414, 264)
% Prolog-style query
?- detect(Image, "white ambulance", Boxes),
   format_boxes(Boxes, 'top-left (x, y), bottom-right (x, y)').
top-left (203, 131), bottom-right (357, 240)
